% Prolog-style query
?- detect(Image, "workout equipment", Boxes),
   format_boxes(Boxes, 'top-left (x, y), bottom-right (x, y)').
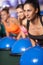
top-left (0, 37), bottom-right (20, 65)
top-left (11, 38), bottom-right (32, 55)
top-left (20, 45), bottom-right (43, 65)
top-left (0, 37), bottom-right (16, 49)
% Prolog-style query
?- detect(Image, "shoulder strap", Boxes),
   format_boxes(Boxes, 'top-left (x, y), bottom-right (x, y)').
top-left (27, 20), bottom-right (30, 32)
top-left (40, 16), bottom-right (43, 26)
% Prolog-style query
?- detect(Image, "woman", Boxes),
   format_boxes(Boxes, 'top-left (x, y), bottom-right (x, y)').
top-left (16, 4), bottom-right (28, 39)
top-left (0, 19), bottom-right (6, 38)
top-left (23, 0), bottom-right (43, 47)
top-left (1, 7), bottom-right (20, 39)
top-left (0, 9), bottom-right (6, 38)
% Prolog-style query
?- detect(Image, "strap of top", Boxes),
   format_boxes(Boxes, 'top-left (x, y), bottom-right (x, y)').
top-left (27, 20), bottom-right (30, 32)
top-left (40, 15), bottom-right (43, 26)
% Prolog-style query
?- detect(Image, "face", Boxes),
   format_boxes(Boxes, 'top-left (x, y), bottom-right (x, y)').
top-left (16, 8), bottom-right (25, 20)
top-left (24, 4), bottom-right (38, 21)
top-left (1, 11), bottom-right (9, 21)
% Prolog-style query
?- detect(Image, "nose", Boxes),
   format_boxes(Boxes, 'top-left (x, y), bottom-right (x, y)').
top-left (24, 11), bottom-right (28, 17)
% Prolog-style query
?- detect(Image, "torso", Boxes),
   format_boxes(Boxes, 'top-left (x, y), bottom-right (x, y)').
top-left (2, 17), bottom-right (20, 34)
top-left (27, 16), bottom-right (43, 46)
top-left (29, 21), bottom-right (43, 36)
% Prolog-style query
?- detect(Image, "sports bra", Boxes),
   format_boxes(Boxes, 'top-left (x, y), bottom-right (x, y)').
top-left (27, 16), bottom-right (43, 46)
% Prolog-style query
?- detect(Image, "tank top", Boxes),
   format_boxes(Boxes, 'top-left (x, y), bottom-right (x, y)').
top-left (27, 16), bottom-right (43, 46)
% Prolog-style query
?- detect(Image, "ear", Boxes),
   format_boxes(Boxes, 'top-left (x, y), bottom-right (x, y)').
top-left (35, 8), bottom-right (38, 14)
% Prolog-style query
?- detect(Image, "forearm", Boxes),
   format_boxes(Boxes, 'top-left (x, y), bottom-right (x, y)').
top-left (30, 38), bottom-right (36, 47)
top-left (5, 30), bottom-right (9, 37)
top-left (17, 31), bottom-right (26, 39)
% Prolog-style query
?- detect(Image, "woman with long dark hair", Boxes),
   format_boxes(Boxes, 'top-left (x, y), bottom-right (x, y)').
top-left (23, 0), bottom-right (43, 47)
top-left (16, 4), bottom-right (28, 39)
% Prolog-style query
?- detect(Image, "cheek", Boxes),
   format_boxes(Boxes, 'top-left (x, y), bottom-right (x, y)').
top-left (21, 13), bottom-right (24, 17)
top-left (1, 16), bottom-right (5, 19)
top-left (24, 12), bottom-right (27, 16)
top-left (29, 13), bottom-right (33, 17)
top-left (29, 11), bottom-right (35, 17)
top-left (2, 15), bottom-right (7, 20)
top-left (4, 15), bottom-right (7, 19)
top-left (19, 13), bottom-right (24, 17)
top-left (18, 14), bottom-right (20, 18)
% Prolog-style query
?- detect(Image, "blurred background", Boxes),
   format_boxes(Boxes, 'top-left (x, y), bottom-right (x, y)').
top-left (0, 0), bottom-right (43, 18)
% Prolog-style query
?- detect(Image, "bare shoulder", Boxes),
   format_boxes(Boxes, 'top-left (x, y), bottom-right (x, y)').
top-left (9, 17), bottom-right (19, 24)
top-left (9, 17), bottom-right (18, 21)
top-left (22, 18), bottom-right (27, 27)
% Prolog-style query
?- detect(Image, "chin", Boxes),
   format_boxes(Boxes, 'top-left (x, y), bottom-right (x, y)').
top-left (27, 17), bottom-right (33, 21)
top-left (27, 18), bottom-right (31, 21)
top-left (21, 17), bottom-right (23, 19)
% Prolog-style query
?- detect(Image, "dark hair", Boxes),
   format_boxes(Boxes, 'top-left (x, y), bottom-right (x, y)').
top-left (16, 4), bottom-right (24, 9)
top-left (24, 0), bottom-right (40, 16)
top-left (2, 7), bottom-right (9, 14)
top-left (16, 4), bottom-right (25, 25)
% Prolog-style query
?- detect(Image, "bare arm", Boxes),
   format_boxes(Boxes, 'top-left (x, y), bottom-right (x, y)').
top-left (30, 38), bottom-right (36, 47)
top-left (17, 31), bottom-right (26, 40)
top-left (5, 30), bottom-right (10, 37)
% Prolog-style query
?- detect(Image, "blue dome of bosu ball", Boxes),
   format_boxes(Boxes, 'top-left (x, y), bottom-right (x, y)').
top-left (20, 45), bottom-right (43, 65)
top-left (0, 37), bottom-right (16, 50)
top-left (11, 38), bottom-right (32, 55)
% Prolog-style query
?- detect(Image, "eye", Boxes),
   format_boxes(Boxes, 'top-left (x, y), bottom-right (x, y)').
top-left (24, 9), bottom-right (32, 12)
top-left (19, 11), bottom-right (23, 13)
top-left (24, 10), bottom-right (26, 13)
top-left (27, 10), bottom-right (32, 12)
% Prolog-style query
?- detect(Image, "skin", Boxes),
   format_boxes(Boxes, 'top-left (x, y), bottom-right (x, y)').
top-left (24, 4), bottom-right (38, 21)
top-left (16, 7), bottom-right (25, 20)
top-left (16, 7), bottom-right (27, 39)
top-left (1, 10), bottom-right (19, 37)
top-left (1, 11), bottom-right (9, 21)
top-left (24, 3), bottom-right (43, 46)
top-left (16, 7), bottom-right (27, 27)
top-left (1, 10), bottom-right (18, 24)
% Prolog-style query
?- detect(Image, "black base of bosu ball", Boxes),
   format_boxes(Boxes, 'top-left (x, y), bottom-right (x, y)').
top-left (0, 49), bottom-right (20, 65)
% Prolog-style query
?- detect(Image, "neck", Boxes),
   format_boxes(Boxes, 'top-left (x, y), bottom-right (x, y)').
top-left (19, 17), bottom-right (25, 25)
top-left (31, 15), bottom-right (40, 25)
